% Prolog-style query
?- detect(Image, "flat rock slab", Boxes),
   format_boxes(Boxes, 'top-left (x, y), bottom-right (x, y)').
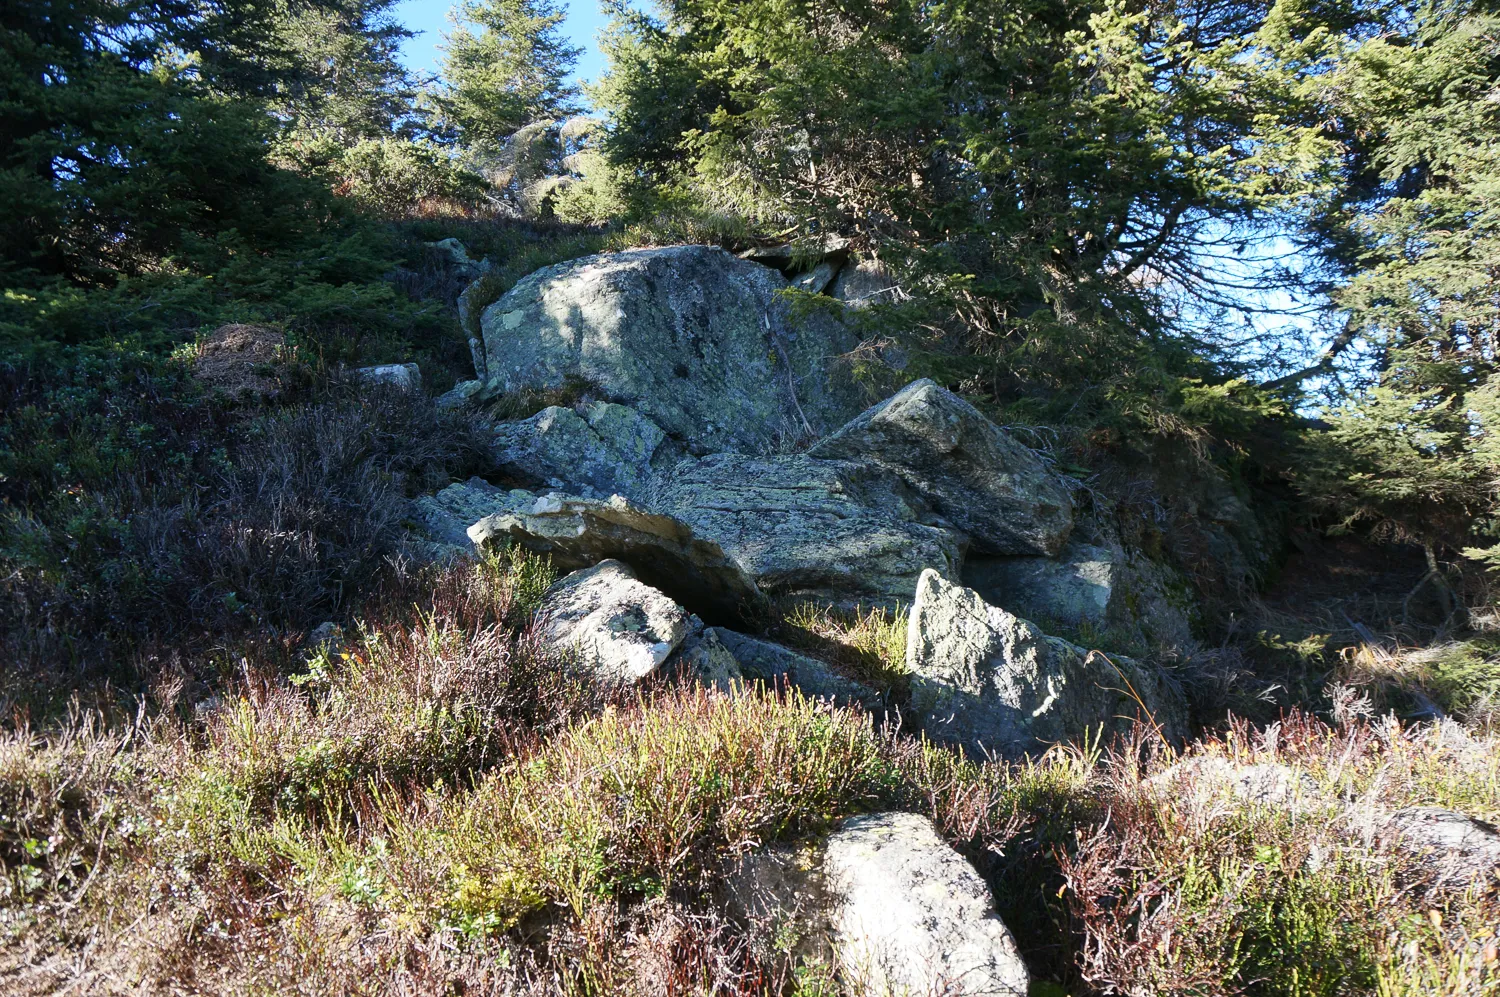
top-left (906, 570), bottom-right (1186, 757)
top-left (1385, 807), bottom-right (1500, 886)
top-left (655, 453), bottom-right (964, 610)
top-left (810, 378), bottom-right (1073, 556)
top-left (710, 628), bottom-right (883, 711)
top-left (538, 560), bottom-right (696, 684)
top-left (479, 245), bottom-right (870, 454)
top-left (729, 812), bottom-right (1029, 996)
top-left (468, 492), bottom-right (769, 626)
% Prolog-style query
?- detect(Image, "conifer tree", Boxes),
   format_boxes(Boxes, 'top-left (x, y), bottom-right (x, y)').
top-left (437, 0), bottom-right (582, 146)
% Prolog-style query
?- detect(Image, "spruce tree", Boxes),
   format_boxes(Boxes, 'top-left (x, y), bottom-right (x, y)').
top-left (437, 0), bottom-right (582, 146)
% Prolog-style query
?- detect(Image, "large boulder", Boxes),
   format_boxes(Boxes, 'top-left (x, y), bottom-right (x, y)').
top-left (964, 541), bottom-right (1196, 654)
top-left (729, 812), bottom-right (1029, 996)
top-left (490, 401), bottom-right (672, 502)
top-left (654, 453), bottom-right (965, 610)
top-left (809, 379), bottom-right (1073, 556)
top-left (479, 245), bottom-right (870, 453)
top-left (710, 628), bottom-right (884, 712)
top-left (905, 570), bottom-right (1186, 757)
top-left (538, 560), bottom-right (698, 685)
top-left (468, 492), bottom-right (769, 625)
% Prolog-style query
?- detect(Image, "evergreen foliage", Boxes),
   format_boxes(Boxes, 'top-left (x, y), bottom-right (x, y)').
top-left (437, 0), bottom-right (583, 146)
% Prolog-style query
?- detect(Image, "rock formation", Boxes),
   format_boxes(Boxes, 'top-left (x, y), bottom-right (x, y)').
top-left (809, 378), bottom-right (1073, 556)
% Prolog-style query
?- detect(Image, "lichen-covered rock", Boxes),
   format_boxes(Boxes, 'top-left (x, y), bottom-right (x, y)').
top-left (710, 628), bottom-right (883, 711)
top-left (538, 560), bottom-right (696, 684)
top-left (809, 379), bottom-right (1073, 556)
top-left (426, 237), bottom-right (487, 277)
top-left (491, 402), bottom-right (670, 501)
top-left (964, 541), bottom-right (1196, 653)
top-left (728, 813), bottom-right (1029, 996)
top-left (906, 570), bottom-right (1186, 757)
top-left (409, 477), bottom-right (537, 549)
top-left (468, 492), bottom-right (769, 625)
top-left (1385, 807), bottom-right (1500, 886)
top-left (354, 363), bottom-right (421, 393)
top-left (479, 245), bottom-right (870, 453)
top-left (655, 453), bottom-right (964, 609)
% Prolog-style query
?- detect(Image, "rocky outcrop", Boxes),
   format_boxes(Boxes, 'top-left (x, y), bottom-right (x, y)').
top-left (964, 540), bottom-right (1196, 653)
top-left (729, 812), bottom-right (1029, 996)
top-left (1385, 807), bottom-right (1500, 886)
top-left (479, 246), bottom-right (871, 453)
top-left (655, 453), bottom-right (964, 609)
top-left (809, 379), bottom-right (1073, 556)
top-left (539, 560), bottom-right (703, 685)
top-left (490, 402), bottom-right (672, 502)
top-left (905, 570), bottom-right (1185, 757)
top-left (468, 491), bottom-right (769, 625)
top-left (710, 628), bottom-right (883, 711)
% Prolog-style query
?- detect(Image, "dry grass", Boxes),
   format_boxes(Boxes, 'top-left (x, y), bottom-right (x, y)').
top-left (773, 602), bottom-right (909, 694)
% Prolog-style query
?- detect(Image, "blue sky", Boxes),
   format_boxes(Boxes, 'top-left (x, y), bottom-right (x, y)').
top-left (391, 0), bottom-right (612, 86)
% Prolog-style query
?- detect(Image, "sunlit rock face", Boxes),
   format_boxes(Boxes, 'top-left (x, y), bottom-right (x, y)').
top-left (478, 245), bottom-right (871, 454)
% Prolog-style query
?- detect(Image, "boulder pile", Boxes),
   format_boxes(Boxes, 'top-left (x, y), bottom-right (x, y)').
top-left (411, 243), bottom-right (1192, 760)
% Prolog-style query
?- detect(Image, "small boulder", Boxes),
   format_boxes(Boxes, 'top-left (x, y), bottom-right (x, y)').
top-left (538, 560), bottom-right (696, 684)
top-left (1385, 807), bottom-right (1500, 886)
top-left (906, 570), bottom-right (1185, 757)
top-left (729, 812), bottom-right (1029, 996)
top-left (491, 402), bottom-right (669, 502)
top-left (354, 363), bottom-right (422, 393)
top-left (468, 492), bottom-right (769, 625)
top-left (710, 628), bottom-right (883, 711)
top-left (790, 260), bottom-right (840, 294)
top-left (667, 627), bottom-right (743, 691)
top-left (427, 237), bottom-right (487, 277)
top-left (655, 453), bottom-right (965, 610)
top-left (809, 379), bottom-right (1073, 556)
